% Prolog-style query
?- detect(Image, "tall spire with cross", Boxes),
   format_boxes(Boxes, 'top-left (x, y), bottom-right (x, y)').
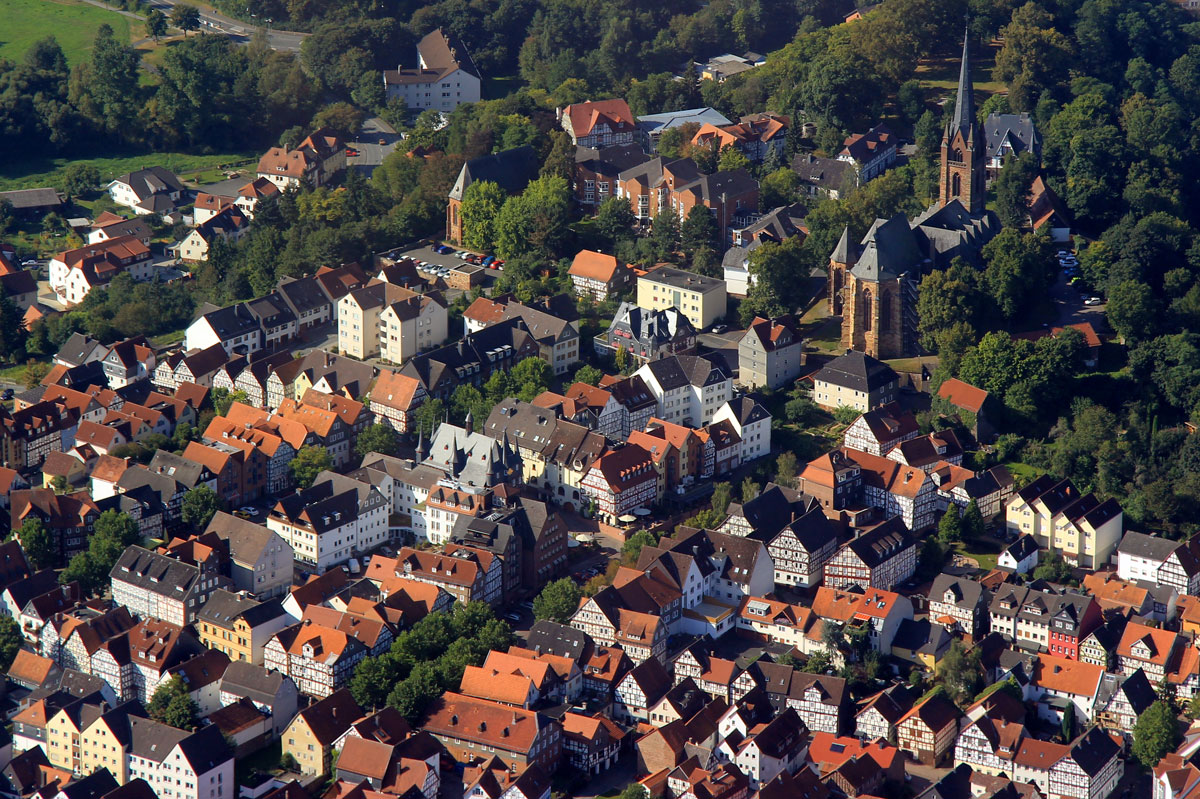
top-left (939, 25), bottom-right (987, 214)
top-left (949, 26), bottom-right (975, 140)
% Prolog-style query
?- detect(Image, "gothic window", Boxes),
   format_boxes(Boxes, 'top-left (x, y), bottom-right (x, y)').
top-left (953, 148), bottom-right (963, 162)
top-left (952, 173), bottom-right (961, 196)
top-left (862, 289), bottom-right (873, 332)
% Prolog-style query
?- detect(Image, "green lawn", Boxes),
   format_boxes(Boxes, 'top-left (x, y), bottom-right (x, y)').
top-left (0, 0), bottom-right (133, 66)
top-left (0, 150), bottom-right (260, 192)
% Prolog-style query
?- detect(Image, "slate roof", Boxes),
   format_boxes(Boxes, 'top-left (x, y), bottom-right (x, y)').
top-left (448, 146), bottom-right (540, 202)
top-left (792, 154), bottom-right (855, 193)
top-left (220, 660), bottom-right (292, 705)
top-left (109, 546), bottom-right (202, 599)
top-left (813, 351), bottom-right (898, 393)
top-left (1117, 531), bottom-right (1180, 563)
top-left (985, 113), bottom-right (1040, 161)
top-left (112, 167), bottom-right (184, 202)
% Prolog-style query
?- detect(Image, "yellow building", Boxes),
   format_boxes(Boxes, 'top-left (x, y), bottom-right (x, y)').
top-left (1004, 476), bottom-right (1124, 569)
top-left (196, 589), bottom-right (292, 666)
top-left (636, 266), bottom-right (727, 331)
top-left (80, 705), bottom-right (142, 783)
top-left (47, 703), bottom-right (102, 774)
top-left (282, 689), bottom-right (362, 776)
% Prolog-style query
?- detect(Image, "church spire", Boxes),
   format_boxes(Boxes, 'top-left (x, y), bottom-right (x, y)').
top-left (950, 27), bottom-right (975, 137)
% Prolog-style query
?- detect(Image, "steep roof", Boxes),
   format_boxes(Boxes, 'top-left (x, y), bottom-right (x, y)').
top-left (813, 350), bottom-right (898, 393)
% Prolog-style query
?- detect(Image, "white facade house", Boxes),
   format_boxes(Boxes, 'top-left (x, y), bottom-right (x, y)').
top-left (127, 721), bottom-right (235, 799)
top-left (383, 28), bottom-right (481, 112)
top-left (184, 304), bottom-right (263, 356)
top-left (712, 396), bottom-right (772, 462)
top-left (634, 355), bottom-right (732, 428)
top-left (266, 474), bottom-right (388, 572)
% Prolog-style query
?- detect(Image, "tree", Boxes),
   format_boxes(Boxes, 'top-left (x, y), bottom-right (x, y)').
top-left (938, 506), bottom-right (962, 544)
top-left (413, 398), bottom-right (445, 438)
top-left (710, 482), bottom-right (732, 519)
top-left (1107, 279), bottom-right (1160, 345)
top-left (718, 147), bottom-right (752, 172)
top-left (741, 477), bottom-right (760, 502)
top-left (917, 536), bottom-right (946, 581)
top-left (573, 365), bottom-right (603, 387)
top-left (621, 530), bottom-right (657, 565)
top-left (1033, 550), bottom-right (1073, 583)
top-left (533, 578), bottom-right (583, 623)
top-left (0, 294), bottom-right (28, 362)
top-left (937, 640), bottom-right (984, 707)
top-left (775, 452), bottom-right (798, 488)
top-left (349, 655), bottom-right (404, 710)
top-left (821, 620), bottom-right (843, 656)
top-left (17, 517), bottom-right (54, 570)
top-left (459, 180), bottom-right (506, 253)
top-left (148, 676), bottom-right (197, 730)
top-left (0, 614), bottom-right (20, 671)
top-left (961, 500), bottom-right (985, 542)
top-left (210, 387), bottom-right (247, 416)
top-left (595, 197), bottom-right (636, 247)
top-left (290, 445), bottom-right (334, 489)
top-left (993, 152), bottom-right (1039, 228)
top-left (617, 786), bottom-right (647, 799)
top-left (22, 360), bottom-right (48, 388)
top-left (356, 424), bottom-right (400, 458)
top-left (61, 163), bottom-right (101, 199)
top-left (1133, 700), bottom-right (1182, 769)
top-left (493, 176), bottom-right (571, 259)
top-left (681, 204), bottom-right (719, 259)
top-left (181, 486), bottom-right (222, 530)
top-left (146, 8), bottom-right (168, 42)
top-left (510, 357), bottom-right (553, 402)
top-left (1060, 700), bottom-right (1075, 743)
top-left (170, 4), bottom-right (201, 36)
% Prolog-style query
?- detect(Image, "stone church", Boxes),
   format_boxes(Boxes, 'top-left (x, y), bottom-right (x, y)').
top-left (828, 31), bottom-right (999, 359)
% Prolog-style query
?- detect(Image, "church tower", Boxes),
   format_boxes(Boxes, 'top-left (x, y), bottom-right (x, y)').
top-left (940, 29), bottom-right (987, 214)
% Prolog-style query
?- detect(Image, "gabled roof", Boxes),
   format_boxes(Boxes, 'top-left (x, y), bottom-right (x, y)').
top-left (448, 146), bottom-right (540, 202)
top-left (814, 350), bottom-right (898, 393)
top-left (562, 99), bottom-right (636, 139)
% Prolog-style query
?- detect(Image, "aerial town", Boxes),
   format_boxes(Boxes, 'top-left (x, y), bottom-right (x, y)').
top-left (0, 2), bottom-right (1196, 799)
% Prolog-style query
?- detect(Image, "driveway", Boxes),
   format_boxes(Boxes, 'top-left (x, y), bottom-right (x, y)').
top-left (1050, 260), bottom-right (1108, 332)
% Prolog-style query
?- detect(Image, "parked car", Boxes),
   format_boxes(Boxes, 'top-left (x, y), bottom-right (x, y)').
top-left (482, 255), bottom-right (496, 266)
top-left (505, 612), bottom-right (521, 622)
top-left (1084, 296), bottom-right (1103, 306)
top-left (1, 388), bottom-right (13, 400)
top-left (712, 324), bottom-right (727, 334)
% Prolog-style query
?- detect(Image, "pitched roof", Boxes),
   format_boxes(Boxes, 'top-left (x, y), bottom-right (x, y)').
top-left (569, 250), bottom-right (626, 282)
top-left (562, 99), bottom-right (636, 139)
top-left (814, 351), bottom-right (898, 393)
top-left (937, 378), bottom-right (988, 413)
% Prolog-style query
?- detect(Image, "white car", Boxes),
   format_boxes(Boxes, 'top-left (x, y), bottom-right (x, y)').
top-left (1084, 296), bottom-right (1103, 306)
top-left (1056, 249), bottom-right (1073, 258)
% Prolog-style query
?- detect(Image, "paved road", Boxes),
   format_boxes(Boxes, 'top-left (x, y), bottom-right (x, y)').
top-left (143, 0), bottom-right (309, 51)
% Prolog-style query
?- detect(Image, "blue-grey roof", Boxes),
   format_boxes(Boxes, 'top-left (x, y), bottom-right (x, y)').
top-left (636, 107), bottom-right (732, 138)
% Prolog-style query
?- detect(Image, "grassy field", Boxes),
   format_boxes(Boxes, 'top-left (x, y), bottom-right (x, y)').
top-left (916, 40), bottom-right (1007, 97)
top-left (0, 0), bottom-right (134, 66)
top-left (0, 150), bottom-right (260, 192)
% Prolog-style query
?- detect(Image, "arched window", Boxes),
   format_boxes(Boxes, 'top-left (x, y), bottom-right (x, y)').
top-left (952, 148), bottom-right (963, 162)
top-left (952, 173), bottom-right (961, 197)
top-left (862, 288), bottom-right (873, 333)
